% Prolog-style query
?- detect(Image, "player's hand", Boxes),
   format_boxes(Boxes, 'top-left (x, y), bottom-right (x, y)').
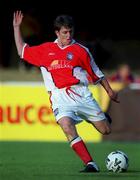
top-left (13, 11), bottom-right (23, 27)
top-left (108, 90), bottom-right (120, 103)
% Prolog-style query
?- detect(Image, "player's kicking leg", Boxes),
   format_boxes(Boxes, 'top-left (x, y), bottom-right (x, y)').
top-left (90, 113), bottom-right (112, 135)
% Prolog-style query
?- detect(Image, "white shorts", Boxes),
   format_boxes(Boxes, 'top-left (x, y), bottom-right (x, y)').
top-left (50, 85), bottom-right (106, 124)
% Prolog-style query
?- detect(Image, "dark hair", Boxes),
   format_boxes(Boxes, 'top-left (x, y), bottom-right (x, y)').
top-left (54, 15), bottom-right (74, 31)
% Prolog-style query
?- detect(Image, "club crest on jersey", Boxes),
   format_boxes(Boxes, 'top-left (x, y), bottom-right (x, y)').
top-left (67, 52), bottom-right (73, 60)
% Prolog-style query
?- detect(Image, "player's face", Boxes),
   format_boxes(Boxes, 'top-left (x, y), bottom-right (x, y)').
top-left (55, 26), bottom-right (74, 47)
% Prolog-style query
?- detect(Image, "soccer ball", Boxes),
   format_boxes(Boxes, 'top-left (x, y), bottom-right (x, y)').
top-left (105, 150), bottom-right (129, 172)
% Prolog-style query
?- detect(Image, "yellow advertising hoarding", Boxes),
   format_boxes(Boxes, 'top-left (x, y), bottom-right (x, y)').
top-left (0, 82), bottom-right (103, 142)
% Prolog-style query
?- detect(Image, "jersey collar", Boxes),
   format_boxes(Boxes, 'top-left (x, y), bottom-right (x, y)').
top-left (54, 39), bottom-right (76, 49)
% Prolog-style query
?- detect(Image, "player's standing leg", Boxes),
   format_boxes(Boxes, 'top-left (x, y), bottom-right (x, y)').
top-left (58, 117), bottom-right (99, 172)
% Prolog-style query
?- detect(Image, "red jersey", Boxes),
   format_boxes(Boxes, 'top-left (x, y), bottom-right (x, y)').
top-left (22, 39), bottom-right (104, 91)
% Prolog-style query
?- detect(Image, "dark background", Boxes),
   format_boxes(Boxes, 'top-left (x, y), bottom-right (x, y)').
top-left (0, 0), bottom-right (140, 70)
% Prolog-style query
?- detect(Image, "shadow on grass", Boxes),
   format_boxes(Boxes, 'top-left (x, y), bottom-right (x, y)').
top-left (32, 170), bottom-right (140, 178)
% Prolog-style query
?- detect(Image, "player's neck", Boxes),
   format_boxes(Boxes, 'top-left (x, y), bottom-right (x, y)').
top-left (57, 39), bottom-right (72, 48)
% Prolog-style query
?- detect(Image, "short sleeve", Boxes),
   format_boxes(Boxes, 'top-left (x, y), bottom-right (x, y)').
top-left (21, 43), bottom-right (49, 67)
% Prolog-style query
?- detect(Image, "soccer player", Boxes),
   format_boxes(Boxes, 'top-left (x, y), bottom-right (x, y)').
top-left (13, 11), bottom-right (119, 173)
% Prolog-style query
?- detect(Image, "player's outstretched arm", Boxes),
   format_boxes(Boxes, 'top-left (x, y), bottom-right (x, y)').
top-left (13, 11), bottom-right (25, 57)
top-left (100, 78), bottom-right (120, 103)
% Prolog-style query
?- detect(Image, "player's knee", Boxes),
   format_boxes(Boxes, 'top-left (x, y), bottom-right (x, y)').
top-left (60, 122), bottom-right (75, 135)
top-left (101, 127), bottom-right (111, 135)
top-left (62, 125), bottom-right (72, 134)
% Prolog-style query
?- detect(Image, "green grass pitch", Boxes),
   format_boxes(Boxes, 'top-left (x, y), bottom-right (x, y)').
top-left (0, 141), bottom-right (140, 180)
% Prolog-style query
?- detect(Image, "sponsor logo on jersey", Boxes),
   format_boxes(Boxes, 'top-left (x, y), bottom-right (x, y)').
top-left (51, 60), bottom-right (59, 66)
top-left (48, 60), bottom-right (73, 70)
top-left (67, 52), bottom-right (73, 60)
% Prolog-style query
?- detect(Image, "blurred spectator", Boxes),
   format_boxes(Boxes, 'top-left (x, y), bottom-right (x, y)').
top-left (108, 63), bottom-right (135, 85)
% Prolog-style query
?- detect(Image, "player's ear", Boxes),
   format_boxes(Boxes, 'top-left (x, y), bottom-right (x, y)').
top-left (55, 30), bottom-right (59, 37)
